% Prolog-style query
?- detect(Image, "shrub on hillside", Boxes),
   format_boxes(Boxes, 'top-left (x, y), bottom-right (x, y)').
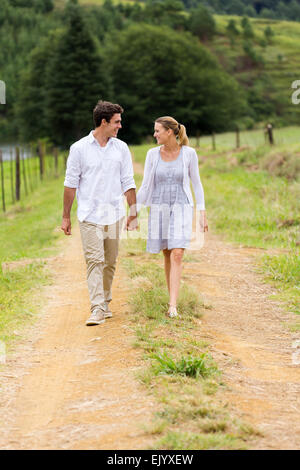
top-left (261, 152), bottom-right (300, 181)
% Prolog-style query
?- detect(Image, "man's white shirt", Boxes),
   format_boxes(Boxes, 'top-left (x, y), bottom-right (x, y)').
top-left (64, 131), bottom-right (136, 225)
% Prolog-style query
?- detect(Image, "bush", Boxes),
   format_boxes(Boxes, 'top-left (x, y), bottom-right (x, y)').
top-left (187, 5), bottom-right (216, 41)
top-left (261, 152), bottom-right (300, 180)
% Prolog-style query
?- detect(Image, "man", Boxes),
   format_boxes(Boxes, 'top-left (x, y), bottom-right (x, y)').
top-left (61, 100), bottom-right (137, 326)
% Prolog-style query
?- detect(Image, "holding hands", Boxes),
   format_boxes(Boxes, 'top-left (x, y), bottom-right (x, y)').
top-left (126, 214), bottom-right (138, 231)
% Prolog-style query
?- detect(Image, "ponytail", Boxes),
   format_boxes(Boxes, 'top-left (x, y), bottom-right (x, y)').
top-left (177, 123), bottom-right (189, 147)
top-left (155, 116), bottom-right (189, 147)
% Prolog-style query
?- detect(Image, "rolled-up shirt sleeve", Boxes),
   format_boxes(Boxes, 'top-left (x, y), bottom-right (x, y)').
top-left (121, 145), bottom-right (136, 194)
top-left (64, 145), bottom-right (81, 189)
top-left (189, 149), bottom-right (205, 211)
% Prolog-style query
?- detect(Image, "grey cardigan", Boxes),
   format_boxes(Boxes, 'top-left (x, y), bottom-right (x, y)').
top-left (137, 145), bottom-right (205, 210)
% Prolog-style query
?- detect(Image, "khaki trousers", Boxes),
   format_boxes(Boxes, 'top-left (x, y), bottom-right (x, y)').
top-left (79, 218), bottom-right (124, 313)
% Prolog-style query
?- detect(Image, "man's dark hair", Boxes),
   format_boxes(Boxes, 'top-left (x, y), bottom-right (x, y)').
top-left (93, 100), bottom-right (124, 127)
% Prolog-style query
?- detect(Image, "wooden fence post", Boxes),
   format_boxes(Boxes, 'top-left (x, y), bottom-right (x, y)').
top-left (31, 144), bottom-right (38, 188)
top-left (212, 132), bottom-right (216, 151)
top-left (21, 148), bottom-right (28, 196)
top-left (38, 140), bottom-right (44, 180)
top-left (35, 148), bottom-right (39, 187)
top-left (15, 147), bottom-right (21, 201)
top-left (27, 148), bottom-right (34, 192)
top-left (236, 126), bottom-right (240, 149)
top-left (0, 150), bottom-right (6, 213)
top-left (10, 148), bottom-right (15, 204)
top-left (265, 123), bottom-right (274, 145)
top-left (196, 130), bottom-right (200, 148)
top-left (54, 147), bottom-right (58, 177)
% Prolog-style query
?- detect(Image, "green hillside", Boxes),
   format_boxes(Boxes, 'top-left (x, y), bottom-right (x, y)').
top-left (2, 0), bottom-right (300, 143)
top-left (54, 0), bottom-right (135, 5)
top-left (54, 2), bottom-right (300, 128)
top-left (212, 15), bottom-right (300, 126)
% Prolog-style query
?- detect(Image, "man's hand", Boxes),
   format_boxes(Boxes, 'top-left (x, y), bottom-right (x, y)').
top-left (61, 216), bottom-right (72, 235)
top-left (199, 210), bottom-right (208, 233)
top-left (62, 187), bottom-right (76, 236)
top-left (126, 215), bottom-right (138, 231)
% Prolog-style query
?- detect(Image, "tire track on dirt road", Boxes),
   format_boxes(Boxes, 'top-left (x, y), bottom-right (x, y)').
top-left (187, 234), bottom-right (300, 449)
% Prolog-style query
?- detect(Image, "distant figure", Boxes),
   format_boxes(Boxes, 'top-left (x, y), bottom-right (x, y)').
top-left (61, 100), bottom-right (137, 326)
top-left (137, 116), bottom-right (208, 318)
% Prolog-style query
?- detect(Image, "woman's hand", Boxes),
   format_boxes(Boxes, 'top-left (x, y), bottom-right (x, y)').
top-left (199, 210), bottom-right (208, 232)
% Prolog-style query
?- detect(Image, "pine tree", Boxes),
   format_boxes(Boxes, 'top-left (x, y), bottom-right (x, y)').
top-left (188, 4), bottom-right (216, 41)
top-left (241, 16), bottom-right (255, 40)
top-left (17, 32), bottom-right (61, 142)
top-left (226, 19), bottom-right (240, 46)
top-left (45, 0), bottom-right (111, 147)
top-left (264, 26), bottom-right (274, 43)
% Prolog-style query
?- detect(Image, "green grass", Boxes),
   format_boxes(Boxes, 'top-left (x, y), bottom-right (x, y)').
top-left (263, 252), bottom-right (300, 285)
top-left (0, 172), bottom-right (67, 349)
top-left (200, 148), bottom-right (300, 324)
top-left (190, 127), bottom-right (300, 151)
top-left (124, 133), bottom-right (300, 447)
top-left (261, 252), bottom-right (300, 320)
top-left (0, 151), bottom-right (66, 214)
top-left (152, 351), bottom-right (216, 379)
top-left (203, 165), bottom-right (299, 249)
top-left (128, 129), bottom-right (300, 347)
top-left (0, 262), bottom-right (50, 345)
top-left (130, 143), bottom-right (153, 165)
top-left (130, 137), bottom-right (300, 251)
top-left (153, 430), bottom-right (247, 451)
top-left (120, 236), bottom-right (259, 449)
top-left (0, 175), bottom-right (66, 262)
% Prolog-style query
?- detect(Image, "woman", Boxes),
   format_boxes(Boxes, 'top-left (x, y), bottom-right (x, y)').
top-left (137, 116), bottom-right (208, 318)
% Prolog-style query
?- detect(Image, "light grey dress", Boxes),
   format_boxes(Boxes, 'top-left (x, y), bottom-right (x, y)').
top-left (146, 148), bottom-right (193, 254)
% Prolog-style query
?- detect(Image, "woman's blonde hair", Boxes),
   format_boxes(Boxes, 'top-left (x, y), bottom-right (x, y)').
top-left (155, 116), bottom-right (189, 147)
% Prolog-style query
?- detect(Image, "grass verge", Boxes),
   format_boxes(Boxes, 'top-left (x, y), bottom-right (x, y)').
top-left (200, 151), bottom-right (300, 328)
top-left (0, 174), bottom-right (67, 350)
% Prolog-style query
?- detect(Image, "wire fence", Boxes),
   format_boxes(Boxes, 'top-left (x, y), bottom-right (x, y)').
top-left (193, 124), bottom-right (275, 151)
top-left (0, 125), bottom-right (278, 214)
top-left (0, 141), bottom-right (66, 214)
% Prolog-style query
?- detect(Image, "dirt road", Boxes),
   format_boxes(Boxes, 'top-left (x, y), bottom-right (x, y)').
top-left (0, 228), bottom-right (155, 450)
top-left (187, 234), bottom-right (300, 449)
top-left (0, 222), bottom-right (299, 449)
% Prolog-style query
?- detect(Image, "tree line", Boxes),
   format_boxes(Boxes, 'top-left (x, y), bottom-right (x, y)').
top-left (184, 0), bottom-right (300, 21)
top-left (0, 0), bottom-right (290, 147)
